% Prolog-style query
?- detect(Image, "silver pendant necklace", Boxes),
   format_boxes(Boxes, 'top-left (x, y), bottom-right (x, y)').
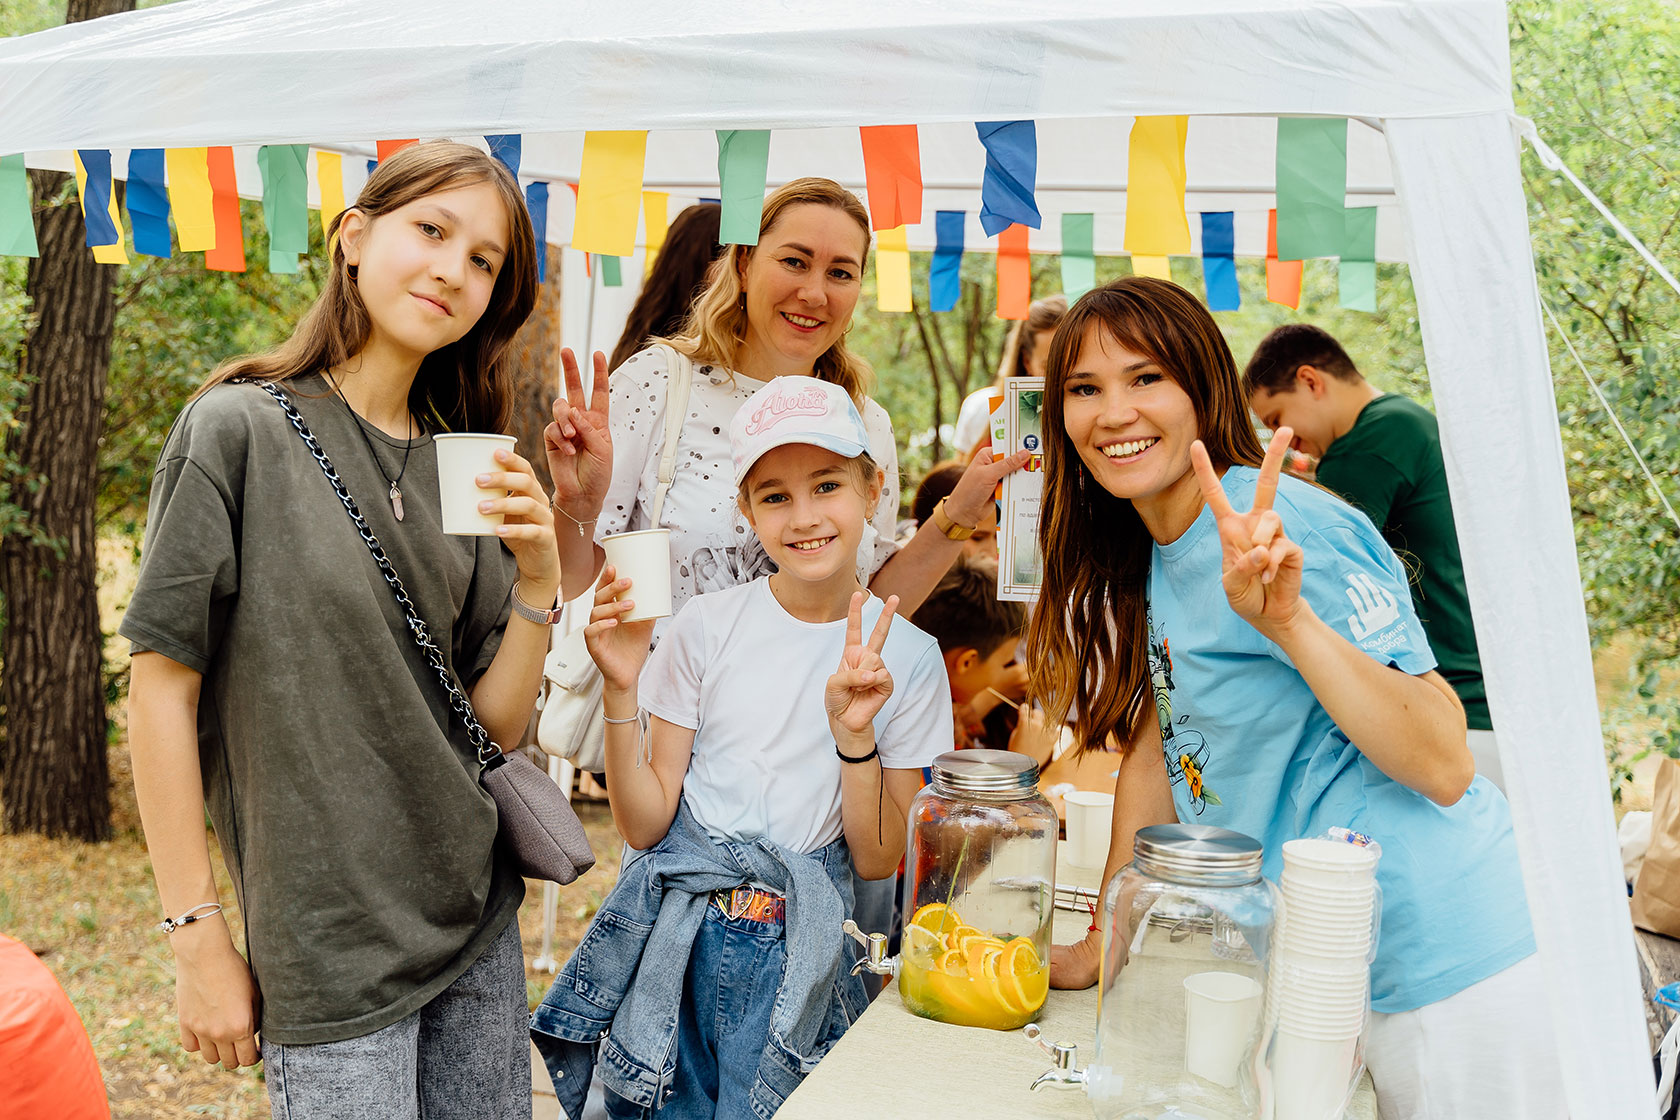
top-left (327, 374), bottom-right (415, 521)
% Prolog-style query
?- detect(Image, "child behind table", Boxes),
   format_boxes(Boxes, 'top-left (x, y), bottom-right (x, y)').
top-left (911, 556), bottom-right (1025, 750)
top-left (532, 376), bottom-right (950, 1120)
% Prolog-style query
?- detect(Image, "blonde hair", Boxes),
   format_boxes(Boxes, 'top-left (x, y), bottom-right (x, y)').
top-left (993, 294), bottom-right (1069, 389)
top-left (659, 177), bottom-right (874, 402)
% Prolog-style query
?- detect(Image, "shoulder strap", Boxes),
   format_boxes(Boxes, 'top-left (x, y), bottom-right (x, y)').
top-left (648, 343), bottom-right (695, 526)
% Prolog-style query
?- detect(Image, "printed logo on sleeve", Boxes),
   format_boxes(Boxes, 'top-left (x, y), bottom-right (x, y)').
top-left (1344, 572), bottom-right (1401, 644)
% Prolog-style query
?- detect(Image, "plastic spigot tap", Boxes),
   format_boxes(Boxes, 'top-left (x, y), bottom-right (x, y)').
top-left (1024, 1023), bottom-right (1086, 1092)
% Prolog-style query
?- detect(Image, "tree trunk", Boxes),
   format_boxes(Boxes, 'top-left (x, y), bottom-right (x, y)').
top-left (507, 243), bottom-right (562, 494)
top-left (0, 0), bottom-right (135, 840)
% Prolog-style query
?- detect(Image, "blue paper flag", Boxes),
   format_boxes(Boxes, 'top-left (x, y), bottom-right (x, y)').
top-left (930, 211), bottom-right (966, 312)
top-left (699, 196), bottom-right (720, 206)
top-left (127, 148), bottom-right (172, 258)
top-left (486, 134), bottom-right (522, 178)
top-left (1199, 211), bottom-right (1239, 311)
top-left (526, 182), bottom-right (548, 283)
top-left (367, 159), bottom-right (378, 177)
top-left (75, 149), bottom-right (120, 247)
top-left (975, 121), bottom-right (1040, 237)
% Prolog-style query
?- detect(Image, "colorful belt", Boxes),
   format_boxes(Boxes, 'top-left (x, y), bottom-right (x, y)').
top-left (711, 886), bottom-right (785, 925)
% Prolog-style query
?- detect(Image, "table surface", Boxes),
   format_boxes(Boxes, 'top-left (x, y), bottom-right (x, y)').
top-left (780, 845), bottom-right (1376, 1120)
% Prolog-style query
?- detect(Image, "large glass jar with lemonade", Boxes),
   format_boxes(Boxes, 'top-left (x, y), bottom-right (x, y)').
top-left (898, 749), bottom-right (1057, 1030)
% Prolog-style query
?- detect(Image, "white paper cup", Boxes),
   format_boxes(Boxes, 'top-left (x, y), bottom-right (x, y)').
top-left (601, 529), bottom-right (673, 622)
top-left (1063, 791), bottom-right (1114, 870)
top-left (435, 434), bottom-right (518, 535)
top-left (1270, 1028), bottom-right (1360, 1120)
top-left (1183, 971), bottom-right (1263, 1089)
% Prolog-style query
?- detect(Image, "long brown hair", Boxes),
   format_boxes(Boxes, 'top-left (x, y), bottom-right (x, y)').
top-left (197, 140), bottom-right (538, 432)
top-left (609, 203), bottom-right (724, 371)
top-left (659, 177), bottom-right (874, 402)
top-left (1027, 277), bottom-right (1266, 753)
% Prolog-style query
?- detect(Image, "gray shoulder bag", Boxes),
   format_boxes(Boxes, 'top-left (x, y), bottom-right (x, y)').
top-left (250, 380), bottom-right (595, 885)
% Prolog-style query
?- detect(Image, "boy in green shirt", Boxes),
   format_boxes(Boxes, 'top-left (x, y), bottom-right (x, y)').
top-left (1243, 324), bottom-right (1501, 788)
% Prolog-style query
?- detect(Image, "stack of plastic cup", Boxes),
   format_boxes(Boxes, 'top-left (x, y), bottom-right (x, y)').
top-left (1266, 837), bottom-right (1380, 1120)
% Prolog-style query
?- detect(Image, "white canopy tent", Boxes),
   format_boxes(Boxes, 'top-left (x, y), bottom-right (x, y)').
top-left (0, 2), bottom-right (1651, 1114)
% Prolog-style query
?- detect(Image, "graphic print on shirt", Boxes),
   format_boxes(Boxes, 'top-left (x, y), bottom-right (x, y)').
top-left (687, 538), bottom-right (776, 595)
top-left (1150, 609), bottom-right (1221, 814)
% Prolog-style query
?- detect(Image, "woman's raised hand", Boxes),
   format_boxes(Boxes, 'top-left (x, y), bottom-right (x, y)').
top-left (545, 348), bottom-right (614, 530)
top-left (477, 445), bottom-right (560, 592)
top-left (1190, 428), bottom-right (1305, 634)
top-left (582, 565), bottom-right (655, 693)
top-left (825, 592), bottom-right (899, 739)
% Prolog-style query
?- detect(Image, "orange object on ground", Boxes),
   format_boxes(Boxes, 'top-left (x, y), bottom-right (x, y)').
top-left (0, 934), bottom-right (110, 1119)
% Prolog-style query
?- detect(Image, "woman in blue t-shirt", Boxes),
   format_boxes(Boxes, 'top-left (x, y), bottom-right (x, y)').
top-left (1027, 278), bottom-right (1561, 1118)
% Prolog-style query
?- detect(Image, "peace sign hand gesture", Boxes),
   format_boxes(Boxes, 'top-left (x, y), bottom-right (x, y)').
top-left (825, 592), bottom-right (899, 740)
top-left (544, 348), bottom-right (614, 528)
top-left (1190, 428), bottom-right (1306, 636)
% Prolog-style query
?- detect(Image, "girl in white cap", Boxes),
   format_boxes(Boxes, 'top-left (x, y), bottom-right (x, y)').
top-left (531, 375), bottom-right (952, 1120)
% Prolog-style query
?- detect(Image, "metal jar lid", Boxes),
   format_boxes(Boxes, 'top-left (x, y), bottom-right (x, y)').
top-left (1132, 823), bottom-right (1264, 887)
top-left (930, 749), bottom-right (1039, 797)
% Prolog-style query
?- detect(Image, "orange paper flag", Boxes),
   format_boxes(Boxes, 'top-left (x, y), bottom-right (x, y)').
top-left (1265, 209), bottom-right (1302, 308)
top-left (859, 125), bottom-right (922, 231)
top-left (377, 139), bottom-right (418, 162)
top-left (996, 223), bottom-right (1031, 320)
top-left (204, 146), bottom-right (245, 273)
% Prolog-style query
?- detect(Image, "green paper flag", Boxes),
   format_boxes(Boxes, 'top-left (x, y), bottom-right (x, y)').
top-left (1061, 213), bottom-right (1095, 299)
top-left (0, 155), bottom-right (38, 258)
top-left (717, 130), bottom-right (771, 246)
top-left (1275, 118), bottom-right (1348, 261)
top-left (600, 255), bottom-right (623, 287)
top-left (258, 145), bottom-right (310, 274)
top-left (1339, 206), bottom-right (1378, 312)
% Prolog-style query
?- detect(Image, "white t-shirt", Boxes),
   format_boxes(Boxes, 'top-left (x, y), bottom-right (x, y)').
top-left (598, 347), bottom-right (901, 639)
top-left (953, 386), bottom-right (1002, 456)
top-left (639, 579), bottom-right (952, 853)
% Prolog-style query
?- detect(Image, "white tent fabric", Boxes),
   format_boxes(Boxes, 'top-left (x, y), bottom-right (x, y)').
top-left (0, 3), bottom-right (1652, 1115)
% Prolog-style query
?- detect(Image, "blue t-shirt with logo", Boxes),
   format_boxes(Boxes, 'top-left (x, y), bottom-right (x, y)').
top-left (1148, 467), bottom-right (1534, 1013)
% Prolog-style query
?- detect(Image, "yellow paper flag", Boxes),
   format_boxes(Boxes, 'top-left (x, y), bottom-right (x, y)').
top-left (165, 148), bottom-right (216, 252)
top-left (315, 150), bottom-right (346, 252)
top-left (875, 225), bottom-right (912, 312)
top-left (72, 152), bottom-right (127, 265)
top-left (642, 190), bottom-right (669, 269)
top-left (1124, 116), bottom-right (1191, 256)
top-left (1131, 255), bottom-right (1172, 280)
top-left (572, 131), bottom-right (647, 257)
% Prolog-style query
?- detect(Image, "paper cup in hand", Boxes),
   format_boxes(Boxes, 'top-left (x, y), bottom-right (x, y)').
top-left (435, 434), bottom-right (518, 535)
top-left (1063, 790), bottom-right (1114, 870)
top-left (602, 529), bottom-right (673, 622)
top-left (1183, 971), bottom-right (1264, 1088)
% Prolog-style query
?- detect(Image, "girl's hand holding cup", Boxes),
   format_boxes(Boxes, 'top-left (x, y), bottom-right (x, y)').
top-left (825, 592), bottom-right (899, 742)
top-left (474, 445), bottom-right (561, 595)
top-left (545, 348), bottom-right (614, 534)
top-left (583, 565), bottom-right (656, 693)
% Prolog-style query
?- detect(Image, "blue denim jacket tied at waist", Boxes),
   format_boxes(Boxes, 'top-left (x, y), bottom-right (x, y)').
top-left (530, 800), bottom-right (868, 1119)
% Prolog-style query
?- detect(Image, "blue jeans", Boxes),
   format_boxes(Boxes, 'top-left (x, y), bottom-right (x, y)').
top-left (264, 918), bottom-right (529, 1120)
top-left (603, 903), bottom-right (786, 1120)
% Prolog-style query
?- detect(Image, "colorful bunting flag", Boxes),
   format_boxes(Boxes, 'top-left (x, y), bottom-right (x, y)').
top-left (600, 254), bottom-right (622, 287)
top-left (930, 210), bottom-right (965, 313)
top-left (127, 149), bottom-right (171, 259)
top-left (259, 145), bottom-right (310, 274)
top-left (526, 182), bottom-right (549, 283)
top-left (859, 125), bottom-right (922, 231)
top-left (1339, 206), bottom-right (1378, 312)
top-left (485, 134), bottom-right (521, 178)
top-left (204, 146), bottom-right (245, 272)
top-left (0, 155), bottom-right (38, 258)
top-left (73, 151), bottom-right (127, 265)
top-left (315, 150), bottom-right (346, 251)
top-left (376, 139), bottom-right (417, 162)
top-left (566, 183), bottom-right (591, 278)
top-left (875, 225), bottom-right (911, 313)
top-left (975, 121), bottom-right (1040, 236)
top-left (717, 130), bottom-right (771, 246)
top-left (1131, 255), bottom-right (1172, 280)
top-left (1124, 116), bottom-right (1191, 256)
top-left (1199, 211), bottom-right (1239, 311)
top-left (642, 191), bottom-right (669, 269)
top-left (572, 131), bottom-right (647, 257)
top-left (1060, 213), bottom-right (1095, 300)
top-left (367, 159), bottom-right (378, 178)
top-left (165, 148), bottom-right (216, 252)
top-left (996, 223), bottom-right (1030, 319)
top-left (1265, 209), bottom-right (1302, 309)
top-left (1275, 118), bottom-right (1348, 260)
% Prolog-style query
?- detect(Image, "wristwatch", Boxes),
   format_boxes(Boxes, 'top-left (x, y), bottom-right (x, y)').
top-left (510, 583), bottom-right (563, 625)
top-left (929, 496), bottom-right (977, 541)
